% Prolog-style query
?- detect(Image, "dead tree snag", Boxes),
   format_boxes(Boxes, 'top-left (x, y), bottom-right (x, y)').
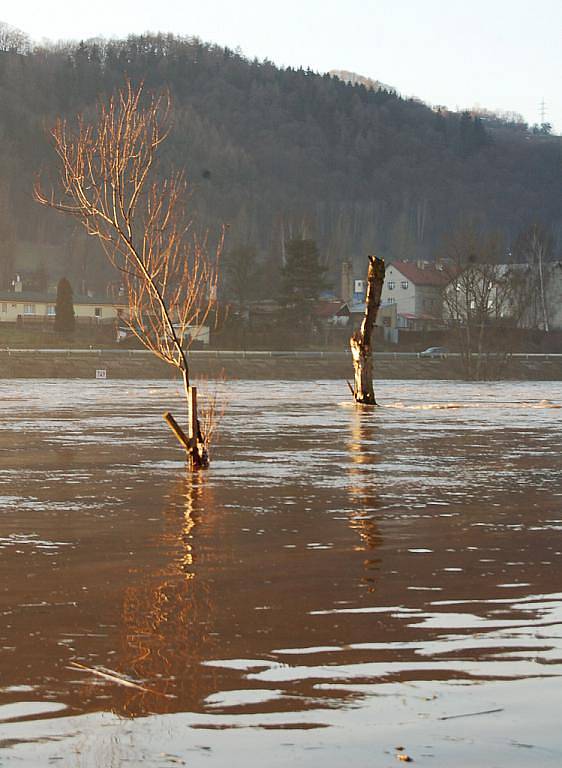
top-left (350, 255), bottom-right (385, 405)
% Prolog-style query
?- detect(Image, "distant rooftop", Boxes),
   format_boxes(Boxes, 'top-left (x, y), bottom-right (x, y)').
top-left (388, 261), bottom-right (450, 287)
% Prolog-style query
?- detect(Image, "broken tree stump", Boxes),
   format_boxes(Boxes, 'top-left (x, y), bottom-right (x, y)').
top-left (163, 386), bottom-right (209, 470)
top-left (187, 386), bottom-right (209, 470)
top-left (350, 255), bottom-right (385, 405)
top-left (164, 411), bottom-right (192, 451)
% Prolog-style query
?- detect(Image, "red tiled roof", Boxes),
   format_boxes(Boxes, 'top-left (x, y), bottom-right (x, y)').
top-left (313, 300), bottom-right (346, 318)
top-left (388, 261), bottom-right (450, 287)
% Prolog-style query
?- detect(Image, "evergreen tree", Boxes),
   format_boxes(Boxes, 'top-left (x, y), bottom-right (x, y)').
top-left (224, 245), bottom-right (258, 310)
top-left (54, 277), bottom-right (75, 333)
top-left (280, 239), bottom-right (328, 323)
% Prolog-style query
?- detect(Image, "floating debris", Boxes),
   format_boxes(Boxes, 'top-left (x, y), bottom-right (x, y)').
top-left (68, 661), bottom-right (175, 698)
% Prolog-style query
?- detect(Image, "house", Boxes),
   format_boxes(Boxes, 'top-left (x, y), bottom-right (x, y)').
top-left (0, 289), bottom-right (128, 325)
top-left (116, 323), bottom-right (210, 346)
top-left (334, 299), bottom-right (398, 342)
top-left (443, 261), bottom-right (562, 331)
top-left (442, 263), bottom-right (515, 326)
top-left (380, 261), bottom-right (449, 330)
top-left (313, 300), bottom-right (350, 327)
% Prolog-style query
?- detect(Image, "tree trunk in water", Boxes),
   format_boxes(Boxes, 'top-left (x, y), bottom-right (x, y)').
top-left (164, 376), bottom-right (209, 469)
top-left (187, 386), bottom-right (209, 470)
top-left (350, 255), bottom-right (385, 405)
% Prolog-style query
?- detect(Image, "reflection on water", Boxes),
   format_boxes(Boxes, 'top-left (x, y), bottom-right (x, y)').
top-left (347, 413), bottom-right (383, 592)
top-left (0, 379), bottom-right (561, 766)
top-left (118, 475), bottom-right (218, 715)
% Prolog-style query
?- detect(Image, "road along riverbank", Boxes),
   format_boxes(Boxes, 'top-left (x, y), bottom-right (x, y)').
top-left (1, 349), bottom-right (561, 380)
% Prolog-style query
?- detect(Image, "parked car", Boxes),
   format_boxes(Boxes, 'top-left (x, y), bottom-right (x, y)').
top-left (419, 346), bottom-right (448, 358)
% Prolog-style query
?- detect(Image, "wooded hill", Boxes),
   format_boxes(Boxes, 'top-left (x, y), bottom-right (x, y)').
top-left (0, 31), bottom-right (560, 296)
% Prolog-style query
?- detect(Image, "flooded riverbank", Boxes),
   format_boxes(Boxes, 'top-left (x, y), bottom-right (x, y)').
top-left (1, 379), bottom-right (561, 766)
top-left (1, 349), bottom-right (562, 380)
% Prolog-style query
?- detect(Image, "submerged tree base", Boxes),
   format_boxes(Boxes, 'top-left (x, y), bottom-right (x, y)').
top-left (163, 386), bottom-right (209, 470)
top-left (350, 339), bottom-right (377, 404)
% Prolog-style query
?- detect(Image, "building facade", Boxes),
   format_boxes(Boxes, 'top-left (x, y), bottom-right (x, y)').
top-left (380, 261), bottom-right (448, 330)
top-left (0, 290), bottom-right (127, 324)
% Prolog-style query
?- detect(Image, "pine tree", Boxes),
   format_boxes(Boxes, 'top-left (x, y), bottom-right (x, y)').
top-left (280, 239), bottom-right (327, 305)
top-left (54, 277), bottom-right (75, 333)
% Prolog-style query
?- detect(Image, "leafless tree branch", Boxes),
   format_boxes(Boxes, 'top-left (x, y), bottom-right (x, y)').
top-left (35, 79), bottom-right (224, 467)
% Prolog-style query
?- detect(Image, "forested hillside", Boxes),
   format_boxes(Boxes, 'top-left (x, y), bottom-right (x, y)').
top-left (0, 29), bottom-right (560, 295)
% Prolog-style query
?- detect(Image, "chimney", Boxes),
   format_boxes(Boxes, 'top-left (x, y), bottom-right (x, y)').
top-left (341, 260), bottom-right (353, 303)
top-left (13, 275), bottom-right (23, 293)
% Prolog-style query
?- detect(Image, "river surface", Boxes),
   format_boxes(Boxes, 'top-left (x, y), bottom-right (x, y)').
top-left (0, 379), bottom-right (561, 767)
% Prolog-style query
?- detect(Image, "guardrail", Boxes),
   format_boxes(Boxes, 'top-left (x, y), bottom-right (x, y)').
top-left (1, 349), bottom-right (561, 360)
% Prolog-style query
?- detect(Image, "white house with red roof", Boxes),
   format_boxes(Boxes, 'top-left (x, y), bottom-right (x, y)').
top-left (380, 261), bottom-right (449, 330)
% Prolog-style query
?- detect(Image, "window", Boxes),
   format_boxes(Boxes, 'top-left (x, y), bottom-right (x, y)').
top-left (1, 303), bottom-right (6, 313)
top-left (23, 304), bottom-right (35, 315)
top-left (401, 280), bottom-right (409, 289)
top-left (47, 305), bottom-right (55, 316)
top-left (387, 281), bottom-right (395, 290)
top-left (94, 307), bottom-right (102, 318)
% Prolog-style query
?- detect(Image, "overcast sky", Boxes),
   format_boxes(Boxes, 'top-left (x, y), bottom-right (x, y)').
top-left (4, 0), bottom-right (561, 132)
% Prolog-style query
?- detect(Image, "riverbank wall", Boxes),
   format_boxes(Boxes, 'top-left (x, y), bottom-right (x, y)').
top-left (1, 349), bottom-right (561, 380)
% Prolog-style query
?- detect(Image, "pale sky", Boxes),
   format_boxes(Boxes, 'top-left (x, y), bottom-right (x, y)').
top-left (4, 0), bottom-right (561, 132)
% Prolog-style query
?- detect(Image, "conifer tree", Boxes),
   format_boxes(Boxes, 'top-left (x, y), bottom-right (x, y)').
top-left (54, 277), bottom-right (75, 333)
top-left (281, 239), bottom-right (327, 302)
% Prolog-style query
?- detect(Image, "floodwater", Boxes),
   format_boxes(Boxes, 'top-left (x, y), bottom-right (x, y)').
top-left (0, 379), bottom-right (561, 767)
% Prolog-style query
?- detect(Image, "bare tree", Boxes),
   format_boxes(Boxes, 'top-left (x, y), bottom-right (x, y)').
top-left (513, 223), bottom-right (553, 331)
top-left (442, 227), bottom-right (530, 379)
top-left (35, 81), bottom-right (223, 469)
top-left (0, 21), bottom-right (31, 54)
top-left (0, 182), bottom-right (16, 289)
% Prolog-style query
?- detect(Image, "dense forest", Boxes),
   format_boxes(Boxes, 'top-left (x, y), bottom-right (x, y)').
top-left (0, 25), bottom-right (561, 297)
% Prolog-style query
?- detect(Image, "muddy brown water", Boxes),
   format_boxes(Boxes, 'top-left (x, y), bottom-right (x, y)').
top-left (0, 379), bottom-right (561, 767)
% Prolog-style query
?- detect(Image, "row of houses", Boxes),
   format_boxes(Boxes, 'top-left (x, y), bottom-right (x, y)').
top-left (0, 280), bottom-right (211, 345)
top-left (0, 286), bottom-right (127, 325)
top-left (3, 256), bottom-right (561, 342)
top-left (330, 258), bottom-right (562, 335)
top-left (325, 259), bottom-right (451, 339)
top-left (0, 275), bottom-right (127, 325)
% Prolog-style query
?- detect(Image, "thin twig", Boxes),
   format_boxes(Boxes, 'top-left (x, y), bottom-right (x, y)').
top-left (438, 707), bottom-right (504, 721)
top-left (68, 660), bottom-right (175, 698)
